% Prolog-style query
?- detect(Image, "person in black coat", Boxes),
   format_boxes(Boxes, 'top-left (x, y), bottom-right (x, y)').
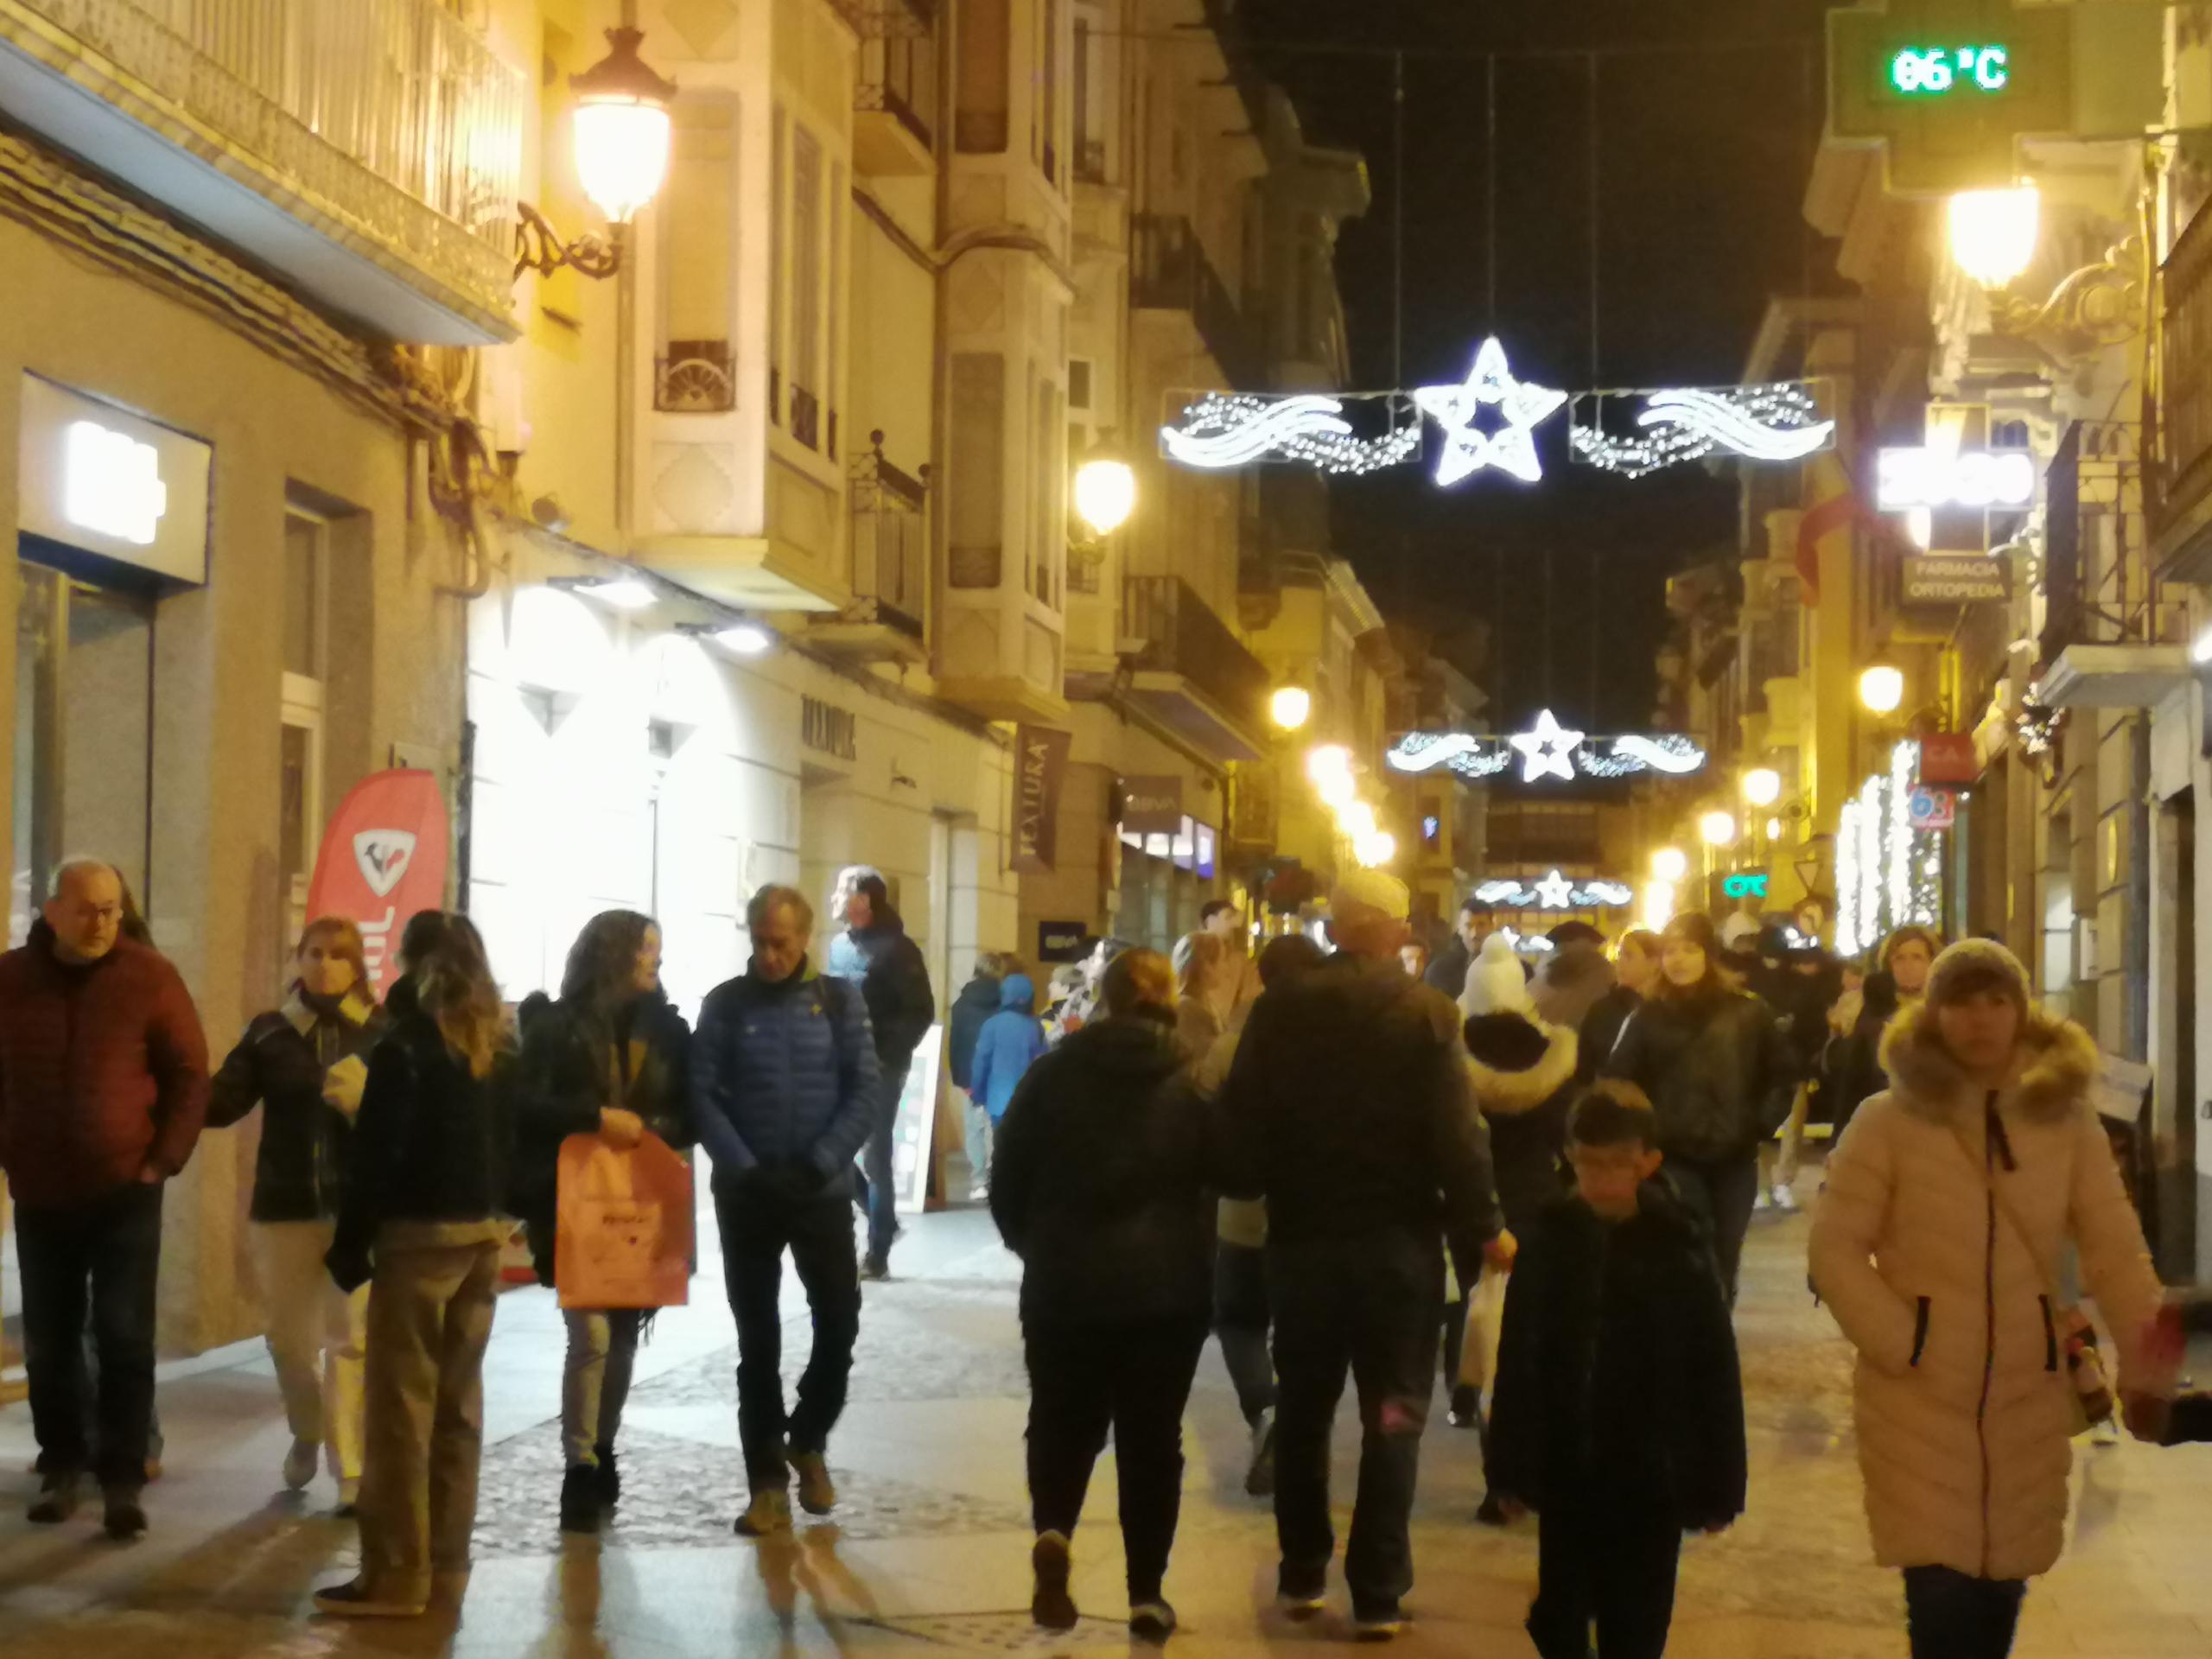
top-left (1421, 897), bottom-right (1487, 1000)
top-left (1576, 928), bottom-right (1659, 1084)
top-left (1825, 925), bottom-right (1938, 1140)
top-left (843, 873), bottom-right (936, 1278)
top-left (1488, 1084), bottom-right (1746, 1659)
top-left (947, 950), bottom-right (1009, 1195)
top-left (1600, 912), bottom-right (1796, 1305)
top-left (989, 947), bottom-right (1224, 1643)
top-left (513, 909), bottom-right (693, 1534)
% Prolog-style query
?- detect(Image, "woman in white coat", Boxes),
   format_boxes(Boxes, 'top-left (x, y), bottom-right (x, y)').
top-left (1808, 939), bottom-right (2161, 1658)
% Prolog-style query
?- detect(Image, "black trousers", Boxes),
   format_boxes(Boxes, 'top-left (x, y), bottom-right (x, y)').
top-left (1269, 1232), bottom-right (1440, 1616)
top-left (18, 1183), bottom-right (163, 1492)
top-left (1664, 1151), bottom-right (1759, 1304)
top-left (715, 1177), bottom-right (861, 1491)
top-left (1903, 1566), bottom-right (2025, 1659)
top-left (1527, 1485), bottom-right (1681, 1659)
top-left (1023, 1314), bottom-right (1208, 1602)
top-left (1212, 1241), bottom-right (1274, 1427)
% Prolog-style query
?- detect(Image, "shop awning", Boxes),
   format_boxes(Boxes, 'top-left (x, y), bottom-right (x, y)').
top-left (2033, 644), bottom-right (2193, 709)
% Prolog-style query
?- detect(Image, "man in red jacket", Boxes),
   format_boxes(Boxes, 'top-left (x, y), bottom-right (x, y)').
top-left (0, 859), bottom-right (208, 1540)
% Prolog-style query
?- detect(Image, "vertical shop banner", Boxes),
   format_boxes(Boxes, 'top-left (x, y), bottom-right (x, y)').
top-left (1011, 725), bottom-right (1072, 874)
top-left (304, 769), bottom-right (450, 996)
top-left (891, 1024), bottom-right (944, 1215)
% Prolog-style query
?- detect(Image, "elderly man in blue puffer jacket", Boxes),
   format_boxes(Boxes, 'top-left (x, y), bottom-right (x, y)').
top-left (692, 883), bottom-right (880, 1539)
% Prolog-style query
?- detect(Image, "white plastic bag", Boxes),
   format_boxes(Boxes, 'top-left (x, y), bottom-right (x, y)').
top-left (1458, 1268), bottom-right (1509, 1391)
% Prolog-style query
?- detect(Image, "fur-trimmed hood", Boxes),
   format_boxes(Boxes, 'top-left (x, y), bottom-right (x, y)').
top-left (1462, 1011), bottom-right (1579, 1117)
top-left (1878, 1001), bottom-right (2097, 1125)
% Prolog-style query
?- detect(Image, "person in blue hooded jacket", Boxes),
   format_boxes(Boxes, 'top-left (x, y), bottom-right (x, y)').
top-left (970, 973), bottom-right (1046, 1130)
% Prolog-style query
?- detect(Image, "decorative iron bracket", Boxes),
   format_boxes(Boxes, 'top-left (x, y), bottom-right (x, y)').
top-left (513, 201), bottom-right (620, 282)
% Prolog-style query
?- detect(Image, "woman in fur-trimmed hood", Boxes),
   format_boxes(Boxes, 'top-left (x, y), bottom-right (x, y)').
top-left (1808, 938), bottom-right (2161, 1657)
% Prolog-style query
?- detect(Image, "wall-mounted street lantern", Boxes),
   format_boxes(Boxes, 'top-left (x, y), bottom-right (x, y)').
top-left (514, 25), bottom-right (678, 282)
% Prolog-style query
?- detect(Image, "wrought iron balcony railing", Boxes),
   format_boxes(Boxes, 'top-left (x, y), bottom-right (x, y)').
top-left (1129, 213), bottom-right (1260, 390)
top-left (1122, 575), bottom-right (1270, 734)
top-left (848, 432), bottom-right (930, 640)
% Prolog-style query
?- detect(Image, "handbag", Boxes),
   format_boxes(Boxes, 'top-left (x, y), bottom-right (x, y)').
top-left (1948, 1116), bottom-right (2114, 1427)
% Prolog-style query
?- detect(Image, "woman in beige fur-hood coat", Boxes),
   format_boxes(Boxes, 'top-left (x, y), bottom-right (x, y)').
top-left (1808, 939), bottom-right (2160, 1643)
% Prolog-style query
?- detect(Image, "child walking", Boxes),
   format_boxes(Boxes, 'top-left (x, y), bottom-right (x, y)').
top-left (1488, 1082), bottom-right (1746, 1659)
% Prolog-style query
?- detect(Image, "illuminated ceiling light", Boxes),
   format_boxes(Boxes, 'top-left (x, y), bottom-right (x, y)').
top-left (2193, 625), bottom-right (2212, 666)
top-left (1271, 685), bottom-right (1313, 730)
top-left (1506, 709), bottom-right (1586, 783)
top-left (1700, 810), bottom-right (1738, 848)
top-left (1859, 664), bottom-right (1906, 715)
top-left (1073, 454), bottom-right (1137, 536)
top-left (715, 620), bottom-right (774, 655)
top-left (1650, 845), bottom-right (1688, 882)
top-left (571, 28), bottom-right (678, 226)
top-left (568, 576), bottom-right (658, 611)
top-left (1948, 185), bottom-right (2040, 289)
top-left (1741, 767), bottom-right (1782, 807)
top-left (1413, 337), bottom-right (1567, 486)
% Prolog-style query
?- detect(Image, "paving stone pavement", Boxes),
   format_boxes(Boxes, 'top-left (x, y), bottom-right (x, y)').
top-left (4, 1195), bottom-right (2212, 1656)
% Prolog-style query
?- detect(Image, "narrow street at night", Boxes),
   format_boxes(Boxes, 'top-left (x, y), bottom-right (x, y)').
top-left (2, 1202), bottom-right (2207, 1659)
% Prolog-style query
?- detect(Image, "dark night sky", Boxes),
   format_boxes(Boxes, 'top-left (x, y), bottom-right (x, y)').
top-left (1241, 0), bottom-right (1842, 734)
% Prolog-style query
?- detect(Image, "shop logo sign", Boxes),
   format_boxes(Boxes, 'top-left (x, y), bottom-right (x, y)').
top-left (1722, 873), bottom-right (1770, 899)
top-left (64, 420), bottom-right (167, 546)
top-left (1876, 447), bottom-right (2036, 512)
top-left (353, 830), bottom-right (417, 899)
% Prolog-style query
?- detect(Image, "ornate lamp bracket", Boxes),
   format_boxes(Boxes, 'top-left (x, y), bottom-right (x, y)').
top-left (513, 202), bottom-right (622, 283)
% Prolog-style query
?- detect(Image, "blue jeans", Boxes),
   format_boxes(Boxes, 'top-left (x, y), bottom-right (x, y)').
top-left (856, 1057), bottom-right (910, 1262)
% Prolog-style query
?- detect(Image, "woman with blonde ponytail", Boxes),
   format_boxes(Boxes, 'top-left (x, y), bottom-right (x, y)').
top-left (316, 912), bottom-right (518, 1619)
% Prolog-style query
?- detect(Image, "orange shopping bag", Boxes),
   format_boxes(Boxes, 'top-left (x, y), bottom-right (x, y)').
top-left (555, 1131), bottom-right (695, 1310)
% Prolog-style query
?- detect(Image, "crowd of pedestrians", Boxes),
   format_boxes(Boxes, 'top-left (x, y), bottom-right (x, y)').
top-left (0, 849), bottom-right (2195, 1657)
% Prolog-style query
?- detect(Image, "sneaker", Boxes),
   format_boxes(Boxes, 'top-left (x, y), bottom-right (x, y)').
top-left (335, 1479), bottom-right (359, 1516)
top-left (1446, 1385), bottom-right (1480, 1429)
top-left (1474, 1493), bottom-right (1510, 1527)
top-left (283, 1437), bottom-right (319, 1491)
top-left (28, 1472), bottom-right (82, 1524)
top-left (594, 1443), bottom-right (621, 1510)
top-left (860, 1253), bottom-right (891, 1282)
top-left (560, 1465), bottom-right (601, 1535)
top-left (314, 1578), bottom-right (428, 1618)
top-left (1754, 1188), bottom-right (1775, 1212)
top-left (2089, 1415), bottom-right (2123, 1446)
top-left (1031, 1531), bottom-right (1078, 1630)
top-left (1771, 1182), bottom-right (1800, 1213)
top-left (1276, 1573), bottom-right (1327, 1622)
top-left (1244, 1411), bottom-right (1276, 1498)
top-left (733, 1489), bottom-right (793, 1537)
top-left (1352, 1602), bottom-right (1407, 1642)
top-left (102, 1489), bottom-right (147, 1542)
top-left (1128, 1599), bottom-right (1177, 1643)
top-left (791, 1450), bottom-right (836, 1516)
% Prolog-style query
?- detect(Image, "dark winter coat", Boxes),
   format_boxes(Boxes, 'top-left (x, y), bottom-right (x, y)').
top-left (207, 989), bottom-right (388, 1223)
top-left (1602, 986), bottom-right (1797, 1164)
top-left (0, 919), bottom-right (209, 1208)
top-left (1576, 984), bottom-right (1642, 1084)
top-left (989, 1012), bottom-right (1222, 1326)
top-left (947, 971), bottom-right (1002, 1090)
top-left (513, 988), bottom-right (694, 1284)
top-left (690, 961), bottom-right (880, 1185)
top-left (1424, 935), bottom-right (1471, 1001)
top-left (1220, 952), bottom-right (1501, 1276)
top-left (332, 1007), bottom-right (518, 1279)
top-left (1462, 1012), bottom-right (1579, 1234)
top-left (1488, 1183), bottom-right (1746, 1528)
top-left (850, 909), bottom-right (935, 1069)
top-left (1828, 970), bottom-right (1908, 1138)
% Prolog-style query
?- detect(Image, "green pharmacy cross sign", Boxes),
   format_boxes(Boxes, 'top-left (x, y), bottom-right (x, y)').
top-left (1828, 0), bottom-right (2071, 194)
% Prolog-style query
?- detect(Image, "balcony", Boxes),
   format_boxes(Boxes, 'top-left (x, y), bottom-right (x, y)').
top-left (0, 0), bottom-right (524, 343)
top-left (2162, 200), bottom-right (2212, 573)
top-left (810, 432), bottom-right (930, 664)
top-left (1116, 575), bottom-right (1270, 761)
top-left (2036, 420), bottom-right (2190, 710)
top-left (1130, 213), bottom-right (1260, 390)
top-left (853, 0), bottom-right (934, 176)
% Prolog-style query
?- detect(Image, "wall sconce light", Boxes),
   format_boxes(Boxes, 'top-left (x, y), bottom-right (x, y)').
top-left (514, 25), bottom-right (677, 282)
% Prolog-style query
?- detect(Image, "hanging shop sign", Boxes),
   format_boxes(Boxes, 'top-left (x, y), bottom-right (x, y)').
top-left (1010, 724), bottom-right (1072, 875)
top-left (304, 769), bottom-right (450, 997)
top-left (1722, 872), bottom-right (1770, 899)
top-left (1917, 733), bottom-right (1979, 785)
top-left (1473, 869), bottom-right (1637, 910)
top-left (1902, 554), bottom-right (2012, 607)
top-left (1907, 786), bottom-right (1957, 830)
top-left (1389, 709), bottom-right (1707, 785)
top-left (1158, 339), bottom-right (1834, 486)
top-left (1037, 920), bottom-right (1089, 963)
top-left (17, 373), bottom-right (212, 584)
top-left (1120, 774), bottom-right (1185, 836)
top-left (1876, 447), bottom-right (2037, 511)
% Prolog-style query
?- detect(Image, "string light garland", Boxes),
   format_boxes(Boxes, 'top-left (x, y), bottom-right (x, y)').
top-left (1412, 337), bottom-right (1567, 485)
top-left (1568, 383), bottom-right (1835, 478)
top-left (1159, 391), bottom-right (1421, 475)
top-left (1387, 712), bottom-right (1707, 784)
top-left (1834, 740), bottom-right (1942, 957)
top-left (1474, 868), bottom-right (1637, 909)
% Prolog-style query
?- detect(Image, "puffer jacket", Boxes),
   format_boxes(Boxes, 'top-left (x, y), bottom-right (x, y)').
top-left (1462, 1012), bottom-right (1579, 1234)
top-left (690, 960), bottom-right (880, 1185)
top-left (1601, 986), bottom-right (1796, 1163)
top-left (207, 989), bottom-right (387, 1223)
top-left (947, 971), bottom-right (1001, 1090)
top-left (969, 974), bottom-right (1046, 1122)
top-left (1808, 1005), bottom-right (2162, 1581)
top-left (989, 1011), bottom-right (1222, 1326)
top-left (513, 988), bottom-right (694, 1284)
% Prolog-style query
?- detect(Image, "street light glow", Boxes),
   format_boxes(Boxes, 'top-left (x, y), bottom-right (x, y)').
top-left (1073, 456), bottom-right (1137, 536)
top-left (1700, 810), bottom-right (1738, 847)
top-left (1859, 664), bottom-right (1906, 715)
top-left (1271, 685), bottom-right (1313, 730)
top-left (1948, 186), bottom-right (2039, 289)
top-left (1650, 845), bottom-right (1688, 882)
top-left (1742, 767), bottom-right (1782, 807)
top-left (570, 29), bottom-right (678, 225)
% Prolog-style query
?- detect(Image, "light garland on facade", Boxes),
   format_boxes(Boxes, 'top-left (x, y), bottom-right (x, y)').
top-left (1159, 391), bottom-right (1421, 476)
top-left (1568, 383), bottom-right (1836, 479)
top-left (1834, 740), bottom-right (1943, 957)
top-left (1474, 868), bottom-right (1638, 910)
top-left (1388, 715), bottom-right (1707, 785)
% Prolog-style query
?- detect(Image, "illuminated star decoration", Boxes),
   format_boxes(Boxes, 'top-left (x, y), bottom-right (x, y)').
top-left (1472, 870), bottom-right (1639, 910)
top-left (1506, 709), bottom-right (1585, 783)
top-left (1412, 337), bottom-right (1568, 486)
top-left (1532, 868), bottom-right (1576, 909)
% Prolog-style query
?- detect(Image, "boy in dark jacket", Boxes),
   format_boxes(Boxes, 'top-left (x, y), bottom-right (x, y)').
top-left (1489, 1082), bottom-right (1746, 1659)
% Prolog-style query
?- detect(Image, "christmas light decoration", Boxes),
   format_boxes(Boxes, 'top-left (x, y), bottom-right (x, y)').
top-left (1384, 732), bottom-right (1514, 779)
top-left (1835, 740), bottom-right (1943, 957)
top-left (1159, 392), bottom-right (1421, 475)
top-left (1413, 338), bottom-right (1567, 486)
top-left (1387, 720), bottom-right (1707, 784)
top-left (1568, 383), bottom-right (1835, 479)
top-left (1473, 870), bottom-right (1638, 910)
top-left (1507, 709), bottom-right (1585, 783)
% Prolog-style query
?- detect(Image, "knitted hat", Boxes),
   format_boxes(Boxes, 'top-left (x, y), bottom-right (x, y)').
top-left (1461, 930), bottom-right (1534, 1018)
top-left (1331, 868), bottom-right (1410, 922)
top-left (1925, 937), bottom-right (2028, 1014)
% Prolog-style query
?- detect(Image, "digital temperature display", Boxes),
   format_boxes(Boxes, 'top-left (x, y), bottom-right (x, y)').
top-left (1886, 44), bottom-right (2011, 97)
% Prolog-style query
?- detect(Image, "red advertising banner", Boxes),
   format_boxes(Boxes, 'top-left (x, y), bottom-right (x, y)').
top-left (303, 769), bottom-right (450, 996)
top-left (1917, 733), bottom-right (1978, 785)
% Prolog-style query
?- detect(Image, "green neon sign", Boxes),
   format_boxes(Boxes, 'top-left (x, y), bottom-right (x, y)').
top-left (1887, 45), bottom-right (2011, 97)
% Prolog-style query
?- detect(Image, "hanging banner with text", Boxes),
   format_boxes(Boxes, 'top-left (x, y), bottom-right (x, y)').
top-left (304, 769), bottom-right (450, 996)
top-left (1010, 725), bottom-right (1072, 874)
